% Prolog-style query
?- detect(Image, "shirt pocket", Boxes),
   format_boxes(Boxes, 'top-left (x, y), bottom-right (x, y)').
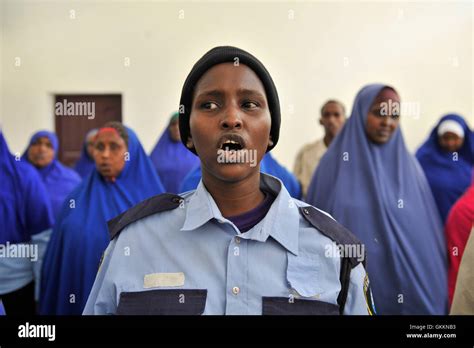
top-left (286, 253), bottom-right (323, 298)
top-left (117, 289), bottom-right (207, 315)
top-left (262, 297), bottom-right (340, 315)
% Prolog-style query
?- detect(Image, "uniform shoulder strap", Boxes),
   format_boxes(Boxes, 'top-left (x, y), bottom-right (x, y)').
top-left (299, 206), bottom-right (364, 267)
top-left (108, 193), bottom-right (184, 241)
top-left (299, 206), bottom-right (367, 314)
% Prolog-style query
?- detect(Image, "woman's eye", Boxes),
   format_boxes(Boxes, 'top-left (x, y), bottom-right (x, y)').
top-left (372, 109), bottom-right (383, 117)
top-left (243, 101), bottom-right (259, 109)
top-left (110, 143), bottom-right (119, 151)
top-left (201, 102), bottom-right (218, 110)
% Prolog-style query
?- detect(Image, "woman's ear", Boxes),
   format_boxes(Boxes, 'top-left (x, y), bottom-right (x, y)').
top-left (268, 135), bottom-right (274, 148)
top-left (186, 136), bottom-right (194, 149)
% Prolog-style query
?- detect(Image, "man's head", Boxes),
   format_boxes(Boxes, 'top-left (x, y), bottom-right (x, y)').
top-left (93, 121), bottom-right (129, 181)
top-left (319, 100), bottom-right (346, 139)
top-left (178, 46), bottom-right (281, 183)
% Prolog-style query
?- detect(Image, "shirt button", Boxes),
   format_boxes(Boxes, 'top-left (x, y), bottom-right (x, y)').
top-left (232, 286), bottom-right (240, 295)
top-left (235, 237), bottom-right (241, 244)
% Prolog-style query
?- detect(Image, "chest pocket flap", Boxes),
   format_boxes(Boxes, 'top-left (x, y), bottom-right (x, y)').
top-left (262, 297), bottom-right (339, 315)
top-left (117, 289), bottom-right (207, 315)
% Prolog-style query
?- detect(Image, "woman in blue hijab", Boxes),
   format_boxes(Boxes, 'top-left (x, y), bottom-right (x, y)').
top-left (416, 114), bottom-right (473, 223)
top-left (149, 112), bottom-right (200, 193)
top-left (22, 131), bottom-right (81, 220)
top-left (40, 123), bottom-right (165, 315)
top-left (74, 128), bottom-right (99, 179)
top-left (0, 131), bottom-right (53, 315)
top-left (306, 84), bottom-right (447, 314)
top-left (180, 152), bottom-right (302, 199)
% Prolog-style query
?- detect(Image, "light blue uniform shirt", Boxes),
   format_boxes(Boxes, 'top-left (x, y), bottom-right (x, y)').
top-left (84, 173), bottom-right (371, 315)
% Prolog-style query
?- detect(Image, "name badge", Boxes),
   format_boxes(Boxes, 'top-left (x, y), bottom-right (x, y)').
top-left (143, 272), bottom-right (185, 288)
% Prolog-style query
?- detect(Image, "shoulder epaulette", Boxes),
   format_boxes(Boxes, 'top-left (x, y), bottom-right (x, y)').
top-left (108, 193), bottom-right (184, 240)
top-left (299, 206), bottom-right (366, 268)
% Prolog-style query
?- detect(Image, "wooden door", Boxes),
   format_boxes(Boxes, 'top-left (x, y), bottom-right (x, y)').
top-left (54, 94), bottom-right (122, 167)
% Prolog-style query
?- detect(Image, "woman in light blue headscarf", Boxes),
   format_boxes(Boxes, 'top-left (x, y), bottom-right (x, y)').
top-left (149, 112), bottom-right (200, 193)
top-left (306, 84), bottom-right (447, 314)
top-left (40, 123), bottom-right (165, 315)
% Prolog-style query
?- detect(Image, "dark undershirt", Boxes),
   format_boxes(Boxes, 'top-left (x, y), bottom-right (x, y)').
top-left (225, 189), bottom-right (276, 233)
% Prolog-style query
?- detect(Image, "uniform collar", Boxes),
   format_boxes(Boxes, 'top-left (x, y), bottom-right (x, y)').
top-left (180, 172), bottom-right (299, 255)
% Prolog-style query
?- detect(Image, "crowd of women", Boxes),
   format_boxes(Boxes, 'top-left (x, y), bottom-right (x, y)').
top-left (0, 82), bottom-right (473, 316)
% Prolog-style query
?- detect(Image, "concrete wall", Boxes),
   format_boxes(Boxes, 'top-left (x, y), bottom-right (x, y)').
top-left (1, 0), bottom-right (472, 170)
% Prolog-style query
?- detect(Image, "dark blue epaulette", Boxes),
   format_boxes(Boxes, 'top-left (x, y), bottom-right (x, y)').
top-left (108, 193), bottom-right (184, 241)
top-left (299, 206), bottom-right (365, 268)
top-left (299, 205), bottom-right (367, 314)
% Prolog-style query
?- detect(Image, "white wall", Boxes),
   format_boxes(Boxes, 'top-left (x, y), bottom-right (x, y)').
top-left (1, 0), bottom-right (472, 170)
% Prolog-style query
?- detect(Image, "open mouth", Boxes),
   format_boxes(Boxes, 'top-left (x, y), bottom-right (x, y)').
top-left (217, 134), bottom-right (246, 152)
top-left (221, 140), bottom-right (243, 151)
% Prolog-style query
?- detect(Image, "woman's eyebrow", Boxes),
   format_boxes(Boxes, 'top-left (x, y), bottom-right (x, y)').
top-left (195, 90), bottom-right (224, 99)
top-left (237, 88), bottom-right (266, 99)
top-left (195, 89), bottom-right (266, 100)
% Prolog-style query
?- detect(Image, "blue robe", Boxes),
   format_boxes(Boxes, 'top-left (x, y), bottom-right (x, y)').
top-left (306, 84), bottom-right (447, 314)
top-left (149, 127), bottom-right (199, 193)
top-left (40, 127), bottom-right (165, 314)
top-left (0, 132), bottom-right (53, 296)
top-left (416, 114), bottom-right (474, 223)
top-left (74, 131), bottom-right (97, 179)
top-left (0, 132), bottom-right (53, 244)
top-left (180, 153), bottom-right (302, 199)
top-left (22, 131), bottom-right (81, 221)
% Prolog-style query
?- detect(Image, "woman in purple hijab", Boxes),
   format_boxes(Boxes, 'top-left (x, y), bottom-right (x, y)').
top-left (306, 84), bottom-right (447, 314)
top-left (0, 131), bottom-right (53, 315)
top-left (22, 130), bottom-right (81, 220)
top-left (149, 112), bottom-right (199, 193)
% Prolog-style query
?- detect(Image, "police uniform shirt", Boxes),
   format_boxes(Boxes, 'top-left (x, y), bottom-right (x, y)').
top-left (83, 173), bottom-right (374, 315)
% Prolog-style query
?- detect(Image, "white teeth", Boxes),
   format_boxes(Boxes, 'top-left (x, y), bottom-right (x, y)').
top-left (221, 140), bottom-right (241, 149)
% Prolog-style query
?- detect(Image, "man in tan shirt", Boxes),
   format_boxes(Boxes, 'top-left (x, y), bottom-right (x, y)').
top-left (293, 100), bottom-right (346, 198)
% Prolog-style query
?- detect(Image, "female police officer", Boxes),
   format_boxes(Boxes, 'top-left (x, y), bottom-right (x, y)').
top-left (83, 46), bottom-right (374, 315)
